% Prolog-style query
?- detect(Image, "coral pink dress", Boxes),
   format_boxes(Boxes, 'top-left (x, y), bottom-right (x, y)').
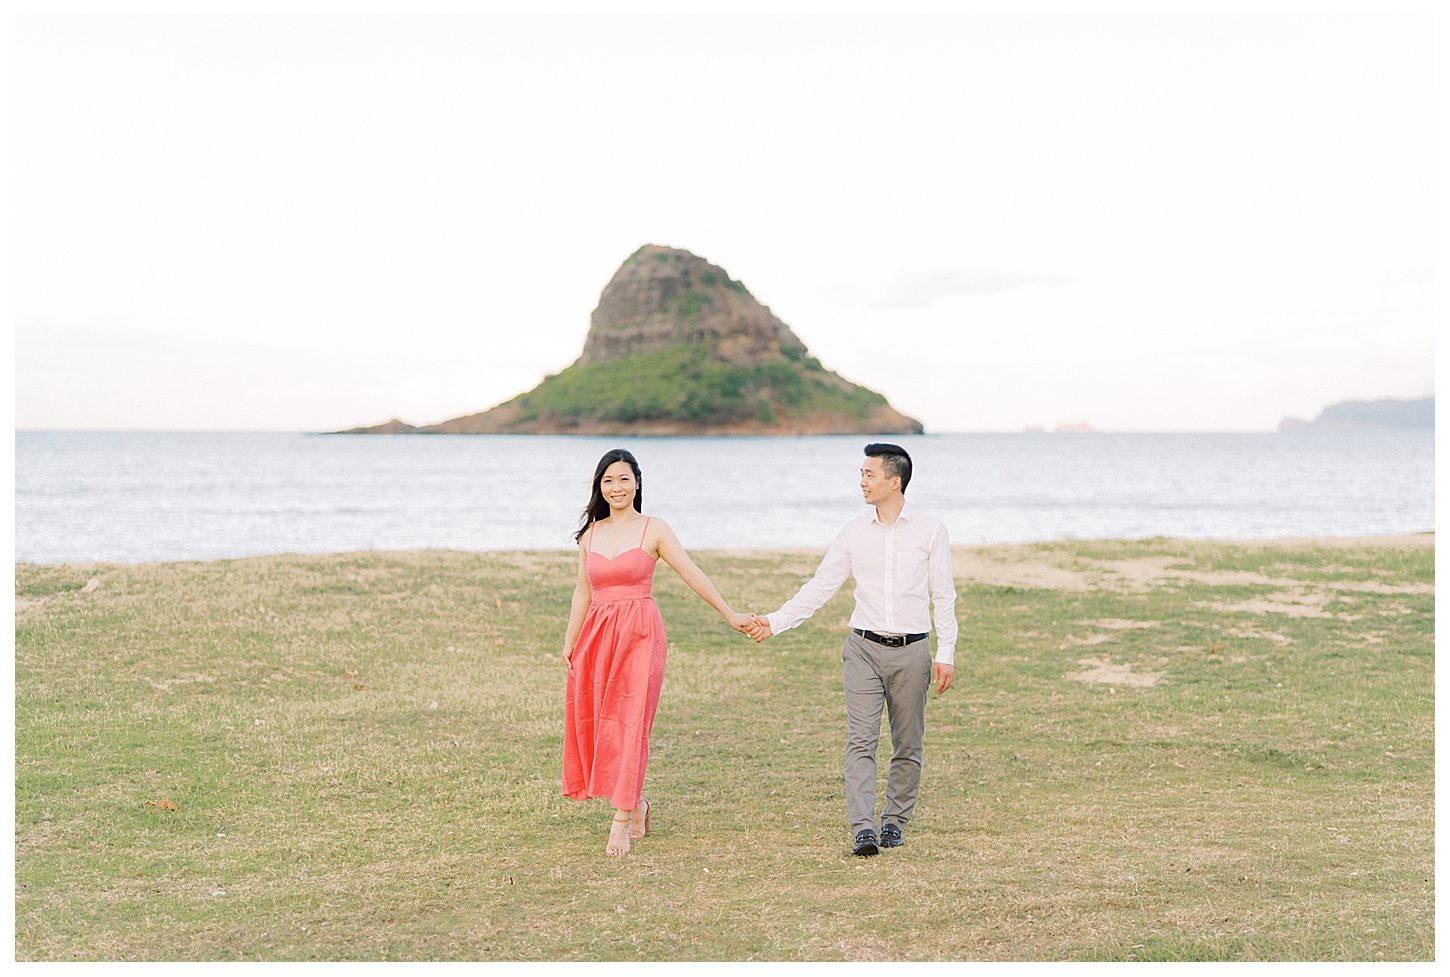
top-left (562, 518), bottom-right (669, 810)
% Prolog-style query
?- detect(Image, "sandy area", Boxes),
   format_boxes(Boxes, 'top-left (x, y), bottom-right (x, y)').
top-left (948, 535), bottom-right (1433, 599)
top-left (1066, 655), bottom-right (1164, 687)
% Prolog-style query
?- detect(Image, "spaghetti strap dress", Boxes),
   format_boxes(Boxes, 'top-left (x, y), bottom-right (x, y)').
top-left (562, 517), bottom-right (669, 810)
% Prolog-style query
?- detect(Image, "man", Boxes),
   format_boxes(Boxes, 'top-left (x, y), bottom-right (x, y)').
top-left (748, 443), bottom-right (956, 857)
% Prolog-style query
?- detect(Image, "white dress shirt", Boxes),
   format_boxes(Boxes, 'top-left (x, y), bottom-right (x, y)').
top-left (765, 504), bottom-right (959, 665)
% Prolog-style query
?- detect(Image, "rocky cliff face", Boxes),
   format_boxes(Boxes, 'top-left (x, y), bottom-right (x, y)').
top-left (338, 245), bottom-right (923, 436)
top-left (580, 245), bottom-right (806, 366)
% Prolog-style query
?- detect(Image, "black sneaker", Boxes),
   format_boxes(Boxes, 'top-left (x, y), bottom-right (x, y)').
top-left (852, 828), bottom-right (879, 857)
top-left (879, 821), bottom-right (904, 848)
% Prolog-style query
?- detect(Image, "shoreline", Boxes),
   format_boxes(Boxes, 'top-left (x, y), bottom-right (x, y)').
top-left (17, 531), bottom-right (1434, 571)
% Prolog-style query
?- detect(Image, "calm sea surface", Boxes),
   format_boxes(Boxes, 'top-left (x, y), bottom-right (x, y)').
top-left (14, 431), bottom-right (1434, 564)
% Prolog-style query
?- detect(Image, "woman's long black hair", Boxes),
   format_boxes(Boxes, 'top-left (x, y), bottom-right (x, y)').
top-left (573, 449), bottom-right (643, 543)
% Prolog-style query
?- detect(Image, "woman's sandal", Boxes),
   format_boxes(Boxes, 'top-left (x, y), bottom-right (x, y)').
top-left (606, 812), bottom-right (632, 857)
top-left (629, 798), bottom-right (650, 840)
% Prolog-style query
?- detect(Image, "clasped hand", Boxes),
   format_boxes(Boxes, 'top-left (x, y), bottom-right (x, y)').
top-left (724, 611), bottom-right (773, 642)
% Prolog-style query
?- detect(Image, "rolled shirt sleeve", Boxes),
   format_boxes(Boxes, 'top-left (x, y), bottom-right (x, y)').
top-left (928, 522), bottom-right (958, 665)
top-left (765, 527), bottom-right (852, 636)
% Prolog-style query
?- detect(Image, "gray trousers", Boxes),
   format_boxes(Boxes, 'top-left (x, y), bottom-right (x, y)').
top-left (842, 630), bottom-right (933, 837)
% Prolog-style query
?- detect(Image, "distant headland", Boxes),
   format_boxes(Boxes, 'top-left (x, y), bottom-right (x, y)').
top-left (1279, 396), bottom-right (1434, 432)
top-left (337, 245), bottom-right (922, 436)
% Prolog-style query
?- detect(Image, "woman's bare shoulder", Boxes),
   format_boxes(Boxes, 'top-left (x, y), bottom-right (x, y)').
top-left (643, 518), bottom-right (682, 559)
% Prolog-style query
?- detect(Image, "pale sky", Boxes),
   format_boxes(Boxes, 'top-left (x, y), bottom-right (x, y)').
top-left (15, 15), bottom-right (1434, 432)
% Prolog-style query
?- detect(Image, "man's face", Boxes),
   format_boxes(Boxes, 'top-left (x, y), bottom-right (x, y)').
top-left (860, 456), bottom-right (901, 505)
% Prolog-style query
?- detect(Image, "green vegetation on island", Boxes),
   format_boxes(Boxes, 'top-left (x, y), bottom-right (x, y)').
top-left (504, 340), bottom-right (885, 427)
top-left (15, 536), bottom-right (1433, 960)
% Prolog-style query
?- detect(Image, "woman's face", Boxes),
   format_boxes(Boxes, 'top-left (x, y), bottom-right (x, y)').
top-left (599, 461), bottom-right (638, 513)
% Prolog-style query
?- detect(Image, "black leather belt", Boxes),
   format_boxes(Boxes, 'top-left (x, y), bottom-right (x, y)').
top-left (854, 629), bottom-right (928, 648)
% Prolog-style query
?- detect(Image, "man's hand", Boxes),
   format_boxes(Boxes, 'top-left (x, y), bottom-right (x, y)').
top-left (931, 661), bottom-right (954, 695)
top-left (747, 615), bottom-right (774, 642)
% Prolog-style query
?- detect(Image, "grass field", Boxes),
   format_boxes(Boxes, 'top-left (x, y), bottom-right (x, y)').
top-left (14, 536), bottom-right (1434, 960)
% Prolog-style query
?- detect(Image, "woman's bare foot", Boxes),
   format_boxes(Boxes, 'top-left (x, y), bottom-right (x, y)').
top-left (606, 813), bottom-right (631, 856)
top-left (629, 798), bottom-right (650, 840)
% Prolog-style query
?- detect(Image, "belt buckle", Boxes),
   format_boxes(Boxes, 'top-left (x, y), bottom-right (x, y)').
top-left (885, 634), bottom-right (903, 647)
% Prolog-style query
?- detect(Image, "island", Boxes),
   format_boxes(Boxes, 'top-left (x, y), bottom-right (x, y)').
top-left (1278, 396), bottom-right (1434, 432)
top-left (336, 245), bottom-right (922, 436)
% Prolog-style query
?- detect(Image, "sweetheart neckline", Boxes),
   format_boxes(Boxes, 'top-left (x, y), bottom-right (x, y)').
top-left (588, 546), bottom-right (650, 562)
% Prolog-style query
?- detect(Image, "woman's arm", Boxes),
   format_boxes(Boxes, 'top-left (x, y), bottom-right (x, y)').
top-left (561, 541), bottom-right (592, 670)
top-left (650, 520), bottom-right (753, 633)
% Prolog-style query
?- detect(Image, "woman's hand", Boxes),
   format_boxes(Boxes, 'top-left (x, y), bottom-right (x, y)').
top-left (561, 646), bottom-right (575, 671)
top-left (724, 610), bottom-right (756, 635)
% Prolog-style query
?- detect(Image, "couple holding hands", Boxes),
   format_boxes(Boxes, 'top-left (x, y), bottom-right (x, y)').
top-left (560, 443), bottom-right (958, 858)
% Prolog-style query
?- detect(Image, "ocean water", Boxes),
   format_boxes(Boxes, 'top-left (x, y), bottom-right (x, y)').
top-left (14, 431), bottom-right (1434, 565)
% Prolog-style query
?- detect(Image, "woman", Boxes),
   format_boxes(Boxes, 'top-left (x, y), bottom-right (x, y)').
top-left (561, 448), bottom-right (753, 856)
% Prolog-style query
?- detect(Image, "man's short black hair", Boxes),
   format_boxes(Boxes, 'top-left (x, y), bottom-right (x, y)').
top-left (864, 443), bottom-right (912, 493)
